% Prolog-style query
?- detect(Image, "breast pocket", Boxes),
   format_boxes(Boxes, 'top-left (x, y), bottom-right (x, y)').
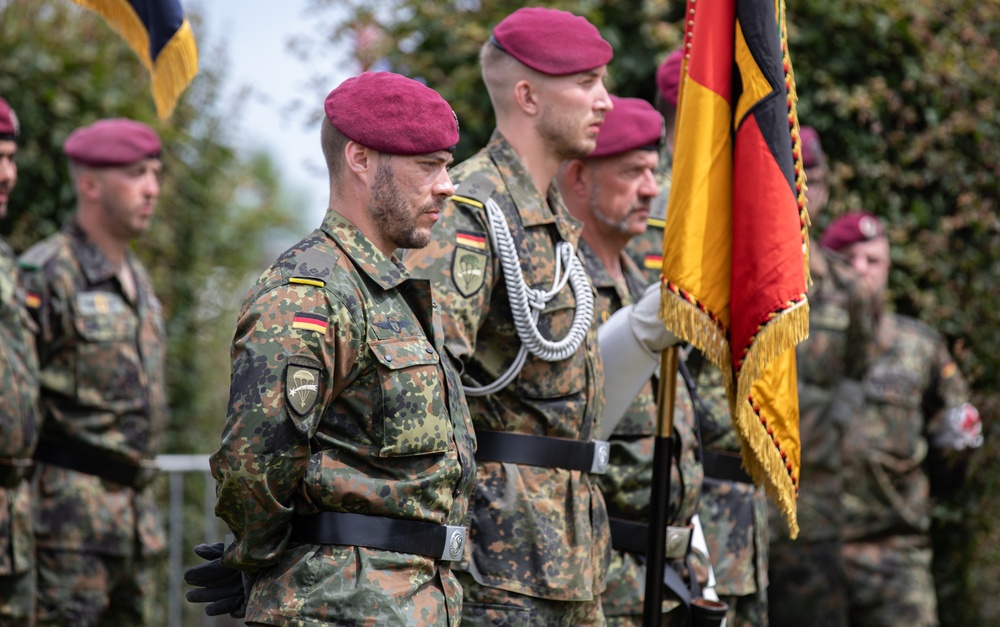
top-left (73, 293), bottom-right (139, 406)
top-left (369, 337), bottom-right (451, 457)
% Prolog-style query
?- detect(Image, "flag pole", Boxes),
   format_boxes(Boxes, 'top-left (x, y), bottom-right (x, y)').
top-left (643, 344), bottom-right (680, 627)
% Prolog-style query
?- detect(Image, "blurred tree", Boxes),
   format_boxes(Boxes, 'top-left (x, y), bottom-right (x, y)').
top-left (785, 3), bottom-right (1000, 623)
top-left (0, 0), bottom-right (303, 452)
top-left (2, 2), bottom-right (304, 622)
top-left (306, 0), bottom-right (999, 622)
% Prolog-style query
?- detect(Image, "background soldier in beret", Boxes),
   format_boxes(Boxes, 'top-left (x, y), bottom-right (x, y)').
top-left (403, 7), bottom-right (615, 624)
top-left (557, 95), bottom-right (708, 626)
top-left (625, 49), bottom-right (682, 286)
top-left (768, 127), bottom-right (874, 627)
top-left (822, 212), bottom-right (983, 627)
top-left (188, 71), bottom-right (476, 626)
top-left (20, 118), bottom-right (169, 626)
top-left (0, 95), bottom-right (41, 625)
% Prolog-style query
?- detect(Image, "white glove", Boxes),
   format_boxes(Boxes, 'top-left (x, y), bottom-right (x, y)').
top-left (631, 282), bottom-right (680, 353)
top-left (598, 283), bottom-right (679, 439)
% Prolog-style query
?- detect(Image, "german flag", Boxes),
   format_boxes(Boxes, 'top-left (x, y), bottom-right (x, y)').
top-left (660, 0), bottom-right (809, 536)
top-left (292, 312), bottom-right (329, 334)
top-left (69, 0), bottom-right (199, 119)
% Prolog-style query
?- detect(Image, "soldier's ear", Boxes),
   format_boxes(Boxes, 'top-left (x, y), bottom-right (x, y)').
top-left (513, 79), bottom-right (539, 116)
top-left (558, 159), bottom-right (589, 199)
top-left (344, 141), bottom-right (373, 180)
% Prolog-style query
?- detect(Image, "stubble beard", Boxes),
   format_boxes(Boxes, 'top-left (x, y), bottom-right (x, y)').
top-left (588, 181), bottom-right (647, 236)
top-left (370, 161), bottom-right (443, 250)
top-left (539, 107), bottom-right (595, 161)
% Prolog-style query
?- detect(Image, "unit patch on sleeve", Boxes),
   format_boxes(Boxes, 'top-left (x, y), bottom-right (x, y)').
top-left (452, 231), bottom-right (487, 298)
top-left (285, 360), bottom-right (321, 417)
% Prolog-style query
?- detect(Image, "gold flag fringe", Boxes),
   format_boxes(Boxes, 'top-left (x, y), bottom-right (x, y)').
top-left (69, 0), bottom-right (199, 119)
top-left (733, 298), bottom-right (810, 538)
top-left (778, 0), bottom-right (811, 289)
top-left (150, 19), bottom-right (199, 119)
top-left (659, 282), bottom-right (732, 374)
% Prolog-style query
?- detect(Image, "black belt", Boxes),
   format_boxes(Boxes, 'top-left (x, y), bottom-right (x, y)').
top-left (703, 450), bottom-right (754, 484)
top-left (33, 440), bottom-right (159, 490)
top-left (474, 430), bottom-right (610, 474)
top-left (609, 517), bottom-right (692, 559)
top-left (0, 457), bottom-right (34, 489)
top-left (290, 511), bottom-right (467, 561)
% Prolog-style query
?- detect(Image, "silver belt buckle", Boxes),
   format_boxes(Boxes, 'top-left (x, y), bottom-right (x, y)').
top-left (590, 440), bottom-right (610, 474)
top-left (665, 525), bottom-right (693, 560)
top-left (440, 525), bottom-right (467, 561)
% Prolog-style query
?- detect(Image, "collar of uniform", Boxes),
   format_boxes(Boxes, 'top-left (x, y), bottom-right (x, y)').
top-left (320, 209), bottom-right (410, 290)
top-left (619, 251), bottom-right (647, 302)
top-left (577, 239), bottom-right (616, 290)
top-left (65, 220), bottom-right (126, 286)
top-left (486, 130), bottom-right (584, 245)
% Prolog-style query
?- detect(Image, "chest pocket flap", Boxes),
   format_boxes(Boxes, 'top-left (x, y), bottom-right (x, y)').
top-left (369, 337), bottom-right (450, 457)
top-left (74, 292), bottom-right (136, 342)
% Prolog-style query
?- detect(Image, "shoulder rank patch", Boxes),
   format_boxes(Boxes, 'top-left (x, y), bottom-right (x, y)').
top-left (452, 241), bottom-right (487, 298)
top-left (292, 248), bottom-right (337, 285)
top-left (285, 361), bottom-right (321, 417)
top-left (292, 312), bottom-right (328, 334)
top-left (451, 171), bottom-right (498, 209)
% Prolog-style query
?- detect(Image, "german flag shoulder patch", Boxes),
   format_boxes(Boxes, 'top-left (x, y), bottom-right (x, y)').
top-left (292, 312), bottom-right (329, 334)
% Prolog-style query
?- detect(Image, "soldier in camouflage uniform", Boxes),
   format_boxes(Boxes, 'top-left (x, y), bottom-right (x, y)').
top-left (821, 213), bottom-right (983, 627)
top-left (403, 8), bottom-right (615, 624)
top-left (20, 119), bottom-right (168, 626)
top-left (557, 95), bottom-right (706, 626)
top-left (191, 72), bottom-right (476, 626)
top-left (689, 359), bottom-right (770, 627)
top-left (625, 49), bottom-right (681, 285)
top-left (0, 96), bottom-right (40, 626)
top-left (768, 127), bottom-right (873, 627)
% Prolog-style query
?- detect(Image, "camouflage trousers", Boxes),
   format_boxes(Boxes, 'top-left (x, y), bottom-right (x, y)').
top-left (35, 548), bottom-right (155, 627)
top-left (458, 570), bottom-right (606, 627)
top-left (245, 543), bottom-right (460, 626)
top-left (767, 539), bottom-right (848, 627)
top-left (842, 536), bottom-right (938, 627)
top-left (719, 589), bottom-right (768, 627)
top-left (602, 549), bottom-right (692, 627)
top-left (0, 569), bottom-right (35, 626)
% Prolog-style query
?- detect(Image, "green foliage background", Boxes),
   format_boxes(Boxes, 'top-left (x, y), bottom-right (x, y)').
top-left (314, 0), bottom-right (998, 622)
top-left (1, 1), bottom-right (303, 621)
top-left (1, 0), bottom-right (995, 622)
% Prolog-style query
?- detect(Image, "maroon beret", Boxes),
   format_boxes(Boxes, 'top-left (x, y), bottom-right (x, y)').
top-left (588, 96), bottom-right (664, 159)
top-left (324, 72), bottom-right (459, 156)
top-left (656, 49), bottom-right (684, 107)
top-left (800, 125), bottom-right (824, 168)
top-left (0, 97), bottom-right (18, 139)
top-left (820, 212), bottom-right (886, 252)
top-left (63, 118), bottom-right (161, 167)
top-left (491, 7), bottom-right (613, 76)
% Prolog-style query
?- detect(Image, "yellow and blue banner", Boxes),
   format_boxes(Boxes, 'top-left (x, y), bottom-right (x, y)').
top-left (660, 0), bottom-right (810, 535)
top-left (69, 0), bottom-right (199, 119)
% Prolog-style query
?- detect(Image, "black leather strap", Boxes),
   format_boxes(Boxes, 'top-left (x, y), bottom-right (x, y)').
top-left (610, 517), bottom-right (650, 554)
top-left (290, 511), bottom-right (467, 561)
top-left (33, 440), bottom-right (157, 490)
top-left (474, 430), bottom-right (609, 474)
top-left (0, 457), bottom-right (34, 488)
top-left (703, 450), bottom-right (754, 484)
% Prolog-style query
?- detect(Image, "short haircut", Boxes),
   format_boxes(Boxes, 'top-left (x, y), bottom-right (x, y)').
top-left (480, 40), bottom-right (527, 115)
top-left (321, 115), bottom-right (350, 182)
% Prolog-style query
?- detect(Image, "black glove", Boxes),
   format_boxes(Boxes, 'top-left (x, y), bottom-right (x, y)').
top-left (184, 542), bottom-right (248, 618)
